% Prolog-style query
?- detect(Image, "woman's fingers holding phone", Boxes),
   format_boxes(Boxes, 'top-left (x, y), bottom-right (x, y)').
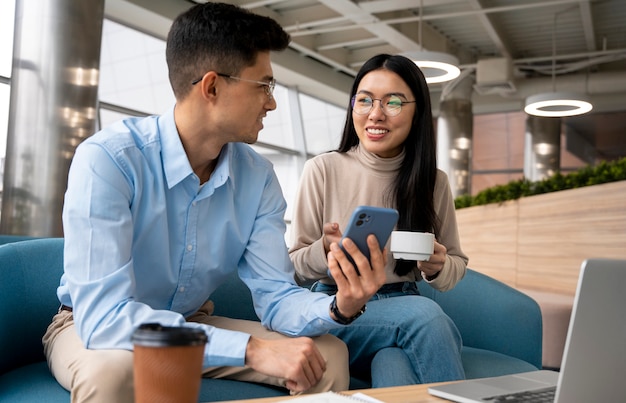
top-left (322, 222), bottom-right (342, 254)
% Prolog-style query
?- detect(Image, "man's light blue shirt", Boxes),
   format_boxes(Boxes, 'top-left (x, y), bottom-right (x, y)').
top-left (58, 107), bottom-right (338, 368)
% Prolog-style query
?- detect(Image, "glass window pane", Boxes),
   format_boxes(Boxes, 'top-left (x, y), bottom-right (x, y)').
top-left (250, 145), bottom-right (301, 245)
top-left (250, 146), bottom-right (300, 216)
top-left (0, 0), bottom-right (15, 78)
top-left (257, 84), bottom-right (296, 150)
top-left (299, 92), bottom-right (345, 155)
top-left (99, 109), bottom-right (136, 131)
top-left (99, 19), bottom-right (174, 115)
top-left (0, 84), bottom-right (9, 191)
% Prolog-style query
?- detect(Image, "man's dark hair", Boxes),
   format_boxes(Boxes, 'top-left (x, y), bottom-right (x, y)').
top-left (166, 2), bottom-right (290, 99)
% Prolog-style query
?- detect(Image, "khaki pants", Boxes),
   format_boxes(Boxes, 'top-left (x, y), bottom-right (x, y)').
top-left (43, 302), bottom-right (349, 403)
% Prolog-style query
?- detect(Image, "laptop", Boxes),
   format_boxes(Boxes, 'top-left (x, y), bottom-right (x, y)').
top-left (428, 258), bottom-right (626, 403)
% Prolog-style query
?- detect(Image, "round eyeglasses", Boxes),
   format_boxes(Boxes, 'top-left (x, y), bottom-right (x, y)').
top-left (351, 94), bottom-right (416, 117)
top-left (191, 73), bottom-right (276, 98)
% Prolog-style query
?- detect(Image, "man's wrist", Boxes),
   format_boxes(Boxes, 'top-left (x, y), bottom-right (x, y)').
top-left (329, 296), bottom-right (366, 325)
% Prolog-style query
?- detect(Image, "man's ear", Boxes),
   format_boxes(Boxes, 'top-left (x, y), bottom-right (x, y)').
top-left (198, 72), bottom-right (219, 100)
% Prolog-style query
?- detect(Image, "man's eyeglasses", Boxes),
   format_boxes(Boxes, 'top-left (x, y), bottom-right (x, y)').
top-left (191, 73), bottom-right (276, 98)
top-left (351, 94), bottom-right (416, 117)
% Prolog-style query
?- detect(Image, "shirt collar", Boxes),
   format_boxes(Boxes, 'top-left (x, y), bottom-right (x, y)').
top-left (158, 107), bottom-right (234, 190)
top-left (211, 144), bottom-right (233, 190)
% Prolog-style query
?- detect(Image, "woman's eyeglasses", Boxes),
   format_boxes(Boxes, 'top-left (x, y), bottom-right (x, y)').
top-left (351, 94), bottom-right (415, 117)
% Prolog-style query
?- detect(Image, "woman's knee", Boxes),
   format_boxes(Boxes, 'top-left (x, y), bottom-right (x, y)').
top-left (390, 296), bottom-right (448, 324)
top-left (393, 298), bottom-right (460, 343)
top-left (371, 347), bottom-right (420, 386)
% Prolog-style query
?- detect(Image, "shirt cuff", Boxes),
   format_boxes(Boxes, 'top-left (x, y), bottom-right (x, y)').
top-left (204, 328), bottom-right (250, 368)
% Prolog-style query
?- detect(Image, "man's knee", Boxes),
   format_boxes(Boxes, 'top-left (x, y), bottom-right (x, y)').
top-left (71, 350), bottom-right (134, 403)
top-left (309, 333), bottom-right (350, 392)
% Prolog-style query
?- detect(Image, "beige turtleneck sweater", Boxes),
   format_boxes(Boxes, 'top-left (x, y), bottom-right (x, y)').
top-left (288, 145), bottom-right (468, 291)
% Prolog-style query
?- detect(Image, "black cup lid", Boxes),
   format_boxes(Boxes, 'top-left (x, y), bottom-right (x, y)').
top-left (132, 323), bottom-right (208, 347)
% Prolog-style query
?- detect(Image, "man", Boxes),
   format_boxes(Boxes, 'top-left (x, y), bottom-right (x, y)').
top-left (43, 2), bottom-right (386, 402)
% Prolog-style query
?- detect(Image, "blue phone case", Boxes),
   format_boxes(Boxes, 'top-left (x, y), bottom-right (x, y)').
top-left (339, 206), bottom-right (399, 270)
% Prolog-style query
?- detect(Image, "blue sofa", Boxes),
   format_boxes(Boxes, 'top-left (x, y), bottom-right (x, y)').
top-left (0, 237), bottom-right (541, 402)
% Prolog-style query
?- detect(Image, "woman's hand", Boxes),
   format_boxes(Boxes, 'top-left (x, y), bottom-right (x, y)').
top-left (418, 240), bottom-right (447, 280)
top-left (322, 222), bottom-right (342, 254)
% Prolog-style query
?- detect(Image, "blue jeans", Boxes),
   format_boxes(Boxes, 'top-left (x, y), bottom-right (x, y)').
top-left (310, 281), bottom-right (465, 387)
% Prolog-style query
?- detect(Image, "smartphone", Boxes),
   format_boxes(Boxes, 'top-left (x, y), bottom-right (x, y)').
top-left (339, 206), bottom-right (399, 274)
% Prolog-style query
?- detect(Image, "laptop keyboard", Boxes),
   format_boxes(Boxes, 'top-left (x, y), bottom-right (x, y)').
top-left (483, 386), bottom-right (556, 402)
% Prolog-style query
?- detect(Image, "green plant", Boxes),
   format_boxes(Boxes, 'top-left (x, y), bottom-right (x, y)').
top-left (455, 157), bottom-right (626, 209)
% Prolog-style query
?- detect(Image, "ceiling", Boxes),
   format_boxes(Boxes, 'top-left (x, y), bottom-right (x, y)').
top-left (106, 0), bottom-right (626, 161)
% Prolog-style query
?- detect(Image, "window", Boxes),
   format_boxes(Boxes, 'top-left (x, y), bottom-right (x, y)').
top-left (0, 0), bottom-right (16, 194)
top-left (99, 19), bottom-right (174, 120)
top-left (300, 92), bottom-right (345, 155)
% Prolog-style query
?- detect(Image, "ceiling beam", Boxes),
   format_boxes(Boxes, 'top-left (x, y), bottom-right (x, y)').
top-left (467, 0), bottom-right (512, 60)
top-left (316, 0), bottom-right (421, 51)
top-left (105, 0), bottom-right (173, 39)
top-left (316, 37), bottom-right (383, 52)
top-left (578, 0), bottom-right (596, 52)
top-left (290, 0), bottom-right (590, 35)
top-left (236, 0), bottom-right (287, 9)
top-left (358, 0), bottom-right (459, 14)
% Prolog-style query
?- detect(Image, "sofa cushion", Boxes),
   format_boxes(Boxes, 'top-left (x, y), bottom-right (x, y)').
top-left (519, 288), bottom-right (574, 369)
top-left (0, 238), bottom-right (65, 375)
top-left (0, 362), bottom-right (288, 403)
top-left (198, 378), bottom-right (288, 401)
top-left (418, 269), bottom-right (543, 370)
top-left (0, 239), bottom-right (289, 403)
top-left (209, 271), bottom-right (259, 321)
top-left (0, 362), bottom-right (70, 402)
top-left (461, 347), bottom-right (539, 380)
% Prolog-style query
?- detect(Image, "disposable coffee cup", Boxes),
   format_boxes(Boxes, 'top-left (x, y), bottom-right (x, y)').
top-left (390, 231), bottom-right (435, 261)
top-left (132, 323), bottom-right (207, 403)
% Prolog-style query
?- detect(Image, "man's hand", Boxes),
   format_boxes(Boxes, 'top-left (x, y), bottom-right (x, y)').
top-left (327, 235), bottom-right (387, 321)
top-left (245, 336), bottom-right (326, 393)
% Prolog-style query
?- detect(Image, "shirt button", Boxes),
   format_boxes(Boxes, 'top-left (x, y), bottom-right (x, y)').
top-left (187, 244), bottom-right (193, 251)
top-left (179, 286), bottom-right (185, 293)
top-left (192, 201), bottom-right (197, 206)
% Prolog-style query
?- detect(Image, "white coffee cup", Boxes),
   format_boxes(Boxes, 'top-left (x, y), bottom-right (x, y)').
top-left (390, 231), bottom-right (435, 261)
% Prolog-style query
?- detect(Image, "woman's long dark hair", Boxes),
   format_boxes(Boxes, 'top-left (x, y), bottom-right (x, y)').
top-left (337, 54), bottom-right (440, 276)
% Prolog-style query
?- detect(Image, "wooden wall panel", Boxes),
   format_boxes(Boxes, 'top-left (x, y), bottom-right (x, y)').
top-left (516, 181), bottom-right (626, 295)
top-left (456, 200), bottom-right (518, 287)
top-left (455, 181), bottom-right (626, 296)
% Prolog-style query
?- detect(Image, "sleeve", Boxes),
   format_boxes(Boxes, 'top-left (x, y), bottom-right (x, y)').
top-left (62, 142), bottom-right (188, 350)
top-left (288, 158), bottom-right (333, 282)
top-left (63, 141), bottom-right (258, 369)
top-left (420, 170), bottom-right (469, 291)
top-left (236, 164), bottom-right (341, 336)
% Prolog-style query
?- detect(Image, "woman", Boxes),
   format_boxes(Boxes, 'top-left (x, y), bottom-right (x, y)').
top-left (289, 54), bottom-right (468, 387)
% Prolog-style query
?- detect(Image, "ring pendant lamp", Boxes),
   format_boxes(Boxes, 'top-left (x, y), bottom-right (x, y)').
top-left (524, 92), bottom-right (593, 117)
top-left (406, 50), bottom-right (461, 84)
top-left (524, 14), bottom-right (592, 117)
top-left (406, 0), bottom-right (460, 84)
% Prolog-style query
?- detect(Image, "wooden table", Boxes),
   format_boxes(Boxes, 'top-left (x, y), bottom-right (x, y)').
top-left (225, 382), bottom-right (453, 403)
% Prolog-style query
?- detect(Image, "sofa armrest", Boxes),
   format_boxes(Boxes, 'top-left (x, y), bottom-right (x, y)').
top-left (0, 238), bottom-right (65, 375)
top-left (418, 268), bottom-right (543, 369)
